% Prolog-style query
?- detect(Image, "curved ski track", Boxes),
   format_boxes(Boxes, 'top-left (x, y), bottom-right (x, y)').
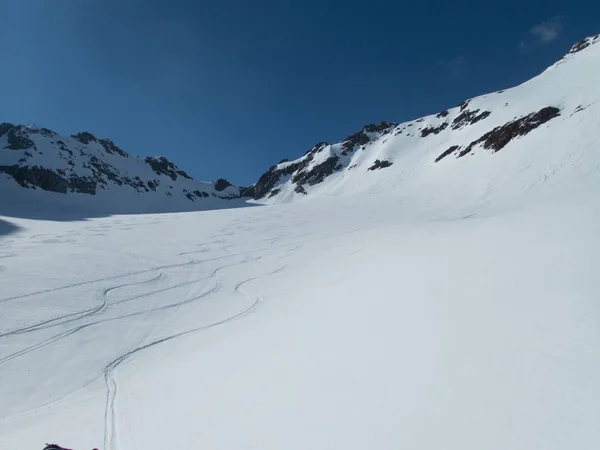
top-left (103, 263), bottom-right (286, 450)
top-left (0, 273), bottom-right (165, 338)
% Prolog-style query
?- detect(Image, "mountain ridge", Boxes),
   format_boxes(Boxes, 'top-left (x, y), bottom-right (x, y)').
top-left (1, 33), bottom-right (599, 215)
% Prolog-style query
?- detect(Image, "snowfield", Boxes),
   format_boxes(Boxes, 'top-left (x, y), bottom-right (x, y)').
top-left (2, 33), bottom-right (600, 450)
top-left (1, 186), bottom-right (600, 449)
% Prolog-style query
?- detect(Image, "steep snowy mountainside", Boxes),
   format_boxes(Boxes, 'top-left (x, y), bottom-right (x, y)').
top-left (2, 34), bottom-right (598, 217)
top-left (0, 126), bottom-right (246, 215)
top-left (248, 34), bottom-right (600, 205)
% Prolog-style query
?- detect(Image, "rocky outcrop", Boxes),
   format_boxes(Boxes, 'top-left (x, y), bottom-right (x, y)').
top-left (145, 156), bottom-right (192, 181)
top-left (293, 156), bottom-right (340, 186)
top-left (0, 165), bottom-right (69, 193)
top-left (436, 107), bottom-right (561, 161)
top-left (565, 34), bottom-right (600, 56)
top-left (214, 178), bottom-right (232, 191)
top-left (0, 124), bottom-right (247, 205)
top-left (451, 109), bottom-right (491, 130)
top-left (368, 159), bottom-right (393, 170)
top-left (98, 139), bottom-right (128, 157)
top-left (72, 132), bottom-right (98, 145)
top-left (435, 145), bottom-right (460, 163)
top-left (2, 125), bottom-right (35, 150)
top-left (245, 158), bottom-right (312, 199)
top-left (421, 123), bottom-right (448, 137)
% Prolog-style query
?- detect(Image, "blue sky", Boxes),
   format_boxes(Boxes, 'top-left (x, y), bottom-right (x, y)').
top-left (1, 1), bottom-right (598, 185)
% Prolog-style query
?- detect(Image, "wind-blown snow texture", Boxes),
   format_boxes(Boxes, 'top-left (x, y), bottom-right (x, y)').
top-left (1, 36), bottom-right (599, 450)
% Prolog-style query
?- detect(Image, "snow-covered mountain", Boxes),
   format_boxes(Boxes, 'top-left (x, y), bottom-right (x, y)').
top-left (1, 34), bottom-right (600, 450)
top-left (247, 34), bottom-right (600, 205)
top-left (2, 34), bottom-right (599, 217)
top-left (0, 127), bottom-right (246, 215)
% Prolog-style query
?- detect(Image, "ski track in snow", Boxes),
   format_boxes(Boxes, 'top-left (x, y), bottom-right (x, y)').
top-left (0, 219), bottom-right (295, 426)
top-left (0, 273), bottom-right (165, 338)
top-left (103, 263), bottom-right (287, 450)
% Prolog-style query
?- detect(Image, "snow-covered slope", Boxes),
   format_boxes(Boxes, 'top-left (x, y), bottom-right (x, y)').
top-left (0, 127), bottom-right (246, 216)
top-left (247, 34), bottom-right (600, 206)
top-left (1, 186), bottom-right (599, 450)
top-left (2, 35), bottom-right (599, 217)
top-left (1, 35), bottom-right (600, 450)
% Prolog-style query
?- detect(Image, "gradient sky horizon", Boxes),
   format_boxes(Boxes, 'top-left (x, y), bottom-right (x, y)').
top-left (1, 0), bottom-right (598, 185)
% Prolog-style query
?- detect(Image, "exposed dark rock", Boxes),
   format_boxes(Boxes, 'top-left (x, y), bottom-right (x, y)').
top-left (214, 178), bottom-right (232, 191)
top-left (68, 175), bottom-right (97, 194)
top-left (451, 109), bottom-right (491, 130)
top-left (435, 145), bottom-right (460, 163)
top-left (239, 186), bottom-right (254, 198)
top-left (368, 159), bottom-right (393, 170)
top-left (339, 122), bottom-right (397, 155)
top-left (246, 157), bottom-right (312, 199)
top-left (292, 156), bottom-right (340, 186)
top-left (98, 139), bottom-right (128, 157)
top-left (145, 156), bottom-right (192, 181)
top-left (567, 35), bottom-right (600, 55)
top-left (4, 127), bottom-right (35, 150)
top-left (25, 127), bottom-right (57, 138)
top-left (0, 122), bottom-right (15, 137)
top-left (183, 189), bottom-right (210, 201)
top-left (294, 185), bottom-right (307, 195)
top-left (453, 106), bottom-right (561, 159)
top-left (268, 188), bottom-right (281, 197)
top-left (122, 176), bottom-right (148, 193)
top-left (436, 110), bottom-right (449, 118)
top-left (341, 131), bottom-right (370, 153)
top-left (193, 190), bottom-right (210, 198)
top-left (304, 142), bottom-right (329, 156)
top-left (147, 180), bottom-right (159, 191)
top-left (0, 165), bottom-right (69, 193)
top-left (364, 121), bottom-right (396, 134)
top-left (458, 99), bottom-right (471, 111)
top-left (88, 156), bottom-right (121, 185)
top-left (421, 122), bottom-right (448, 137)
top-left (72, 132), bottom-right (97, 144)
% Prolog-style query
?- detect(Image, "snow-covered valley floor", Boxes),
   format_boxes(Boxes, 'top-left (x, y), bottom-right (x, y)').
top-left (1, 192), bottom-right (599, 449)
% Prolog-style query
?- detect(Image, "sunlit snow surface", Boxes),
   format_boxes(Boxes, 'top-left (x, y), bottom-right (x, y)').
top-left (1, 36), bottom-right (600, 450)
top-left (1, 189), bottom-right (599, 450)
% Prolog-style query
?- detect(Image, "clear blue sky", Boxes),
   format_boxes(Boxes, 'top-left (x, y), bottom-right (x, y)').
top-left (1, 1), bottom-right (597, 185)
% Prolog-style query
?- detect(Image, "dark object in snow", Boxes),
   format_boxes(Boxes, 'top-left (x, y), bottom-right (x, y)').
top-left (435, 145), bottom-right (460, 163)
top-left (435, 106), bottom-right (561, 162)
top-left (43, 444), bottom-right (74, 450)
top-left (457, 106), bottom-right (560, 157)
top-left (214, 178), bottom-right (232, 191)
top-left (368, 159), bottom-right (393, 170)
top-left (421, 122), bottom-right (448, 137)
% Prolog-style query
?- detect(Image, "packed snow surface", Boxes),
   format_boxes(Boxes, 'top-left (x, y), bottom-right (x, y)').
top-left (1, 184), bottom-right (599, 449)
